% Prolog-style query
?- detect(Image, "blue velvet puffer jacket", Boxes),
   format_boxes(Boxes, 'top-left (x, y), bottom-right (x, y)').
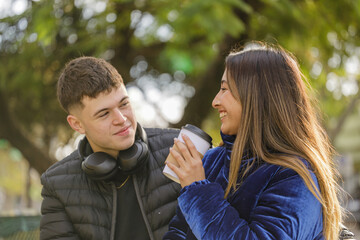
top-left (164, 133), bottom-right (324, 240)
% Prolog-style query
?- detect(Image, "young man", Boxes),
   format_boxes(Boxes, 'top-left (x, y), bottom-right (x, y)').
top-left (40, 57), bottom-right (181, 240)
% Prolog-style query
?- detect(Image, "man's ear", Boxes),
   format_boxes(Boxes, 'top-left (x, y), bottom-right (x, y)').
top-left (67, 115), bottom-right (85, 134)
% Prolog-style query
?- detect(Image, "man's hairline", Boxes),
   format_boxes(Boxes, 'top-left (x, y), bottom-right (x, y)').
top-left (65, 83), bottom-right (126, 115)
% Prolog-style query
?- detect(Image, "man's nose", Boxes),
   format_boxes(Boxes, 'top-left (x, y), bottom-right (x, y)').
top-left (113, 109), bottom-right (127, 124)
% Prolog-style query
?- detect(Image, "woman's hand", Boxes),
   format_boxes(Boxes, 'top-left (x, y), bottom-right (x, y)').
top-left (166, 134), bottom-right (206, 188)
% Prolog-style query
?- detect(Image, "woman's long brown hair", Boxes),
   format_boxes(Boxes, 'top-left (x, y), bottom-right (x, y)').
top-left (224, 43), bottom-right (344, 240)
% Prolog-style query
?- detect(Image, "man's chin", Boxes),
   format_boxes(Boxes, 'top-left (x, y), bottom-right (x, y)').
top-left (118, 135), bottom-right (136, 150)
top-left (121, 142), bottom-right (134, 151)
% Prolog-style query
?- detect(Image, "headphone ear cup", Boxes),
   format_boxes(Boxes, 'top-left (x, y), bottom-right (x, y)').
top-left (81, 152), bottom-right (119, 181)
top-left (117, 140), bottom-right (149, 173)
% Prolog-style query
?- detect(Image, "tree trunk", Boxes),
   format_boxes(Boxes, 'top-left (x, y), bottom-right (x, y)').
top-left (328, 91), bottom-right (360, 142)
top-left (173, 37), bottom-right (233, 128)
top-left (174, 0), bottom-right (263, 128)
top-left (25, 164), bottom-right (32, 208)
top-left (0, 91), bottom-right (56, 175)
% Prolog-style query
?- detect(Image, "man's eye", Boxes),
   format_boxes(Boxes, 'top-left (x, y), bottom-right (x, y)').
top-left (99, 112), bottom-right (108, 117)
top-left (121, 101), bottom-right (129, 107)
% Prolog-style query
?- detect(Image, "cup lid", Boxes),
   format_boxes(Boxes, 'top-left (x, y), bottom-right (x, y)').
top-left (182, 124), bottom-right (212, 143)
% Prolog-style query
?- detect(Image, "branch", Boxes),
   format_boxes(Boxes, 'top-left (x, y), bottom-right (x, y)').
top-left (173, 0), bottom-right (265, 129)
top-left (0, 90), bottom-right (56, 174)
top-left (328, 91), bottom-right (360, 142)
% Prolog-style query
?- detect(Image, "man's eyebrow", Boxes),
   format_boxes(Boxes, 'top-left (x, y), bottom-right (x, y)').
top-left (93, 96), bottom-right (129, 117)
top-left (119, 96), bottom-right (130, 102)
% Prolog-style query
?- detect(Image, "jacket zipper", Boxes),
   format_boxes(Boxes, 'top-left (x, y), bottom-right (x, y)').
top-left (110, 183), bottom-right (117, 240)
top-left (133, 175), bottom-right (155, 240)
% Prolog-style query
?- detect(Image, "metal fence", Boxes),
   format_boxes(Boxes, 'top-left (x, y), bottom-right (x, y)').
top-left (0, 216), bottom-right (40, 240)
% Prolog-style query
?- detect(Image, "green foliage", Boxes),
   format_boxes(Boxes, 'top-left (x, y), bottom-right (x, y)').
top-left (0, 139), bottom-right (42, 204)
top-left (248, 0), bottom-right (360, 127)
top-left (0, 0), bottom-right (249, 148)
top-left (31, 1), bottom-right (57, 47)
top-left (0, 0), bottom-right (360, 175)
top-left (0, 142), bottom-right (26, 195)
top-left (334, 112), bottom-right (360, 172)
top-left (129, 0), bottom-right (247, 75)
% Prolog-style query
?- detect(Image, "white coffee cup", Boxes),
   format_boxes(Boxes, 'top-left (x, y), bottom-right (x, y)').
top-left (163, 124), bottom-right (212, 183)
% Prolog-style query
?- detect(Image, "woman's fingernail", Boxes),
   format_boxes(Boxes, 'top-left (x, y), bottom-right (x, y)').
top-left (182, 134), bottom-right (189, 139)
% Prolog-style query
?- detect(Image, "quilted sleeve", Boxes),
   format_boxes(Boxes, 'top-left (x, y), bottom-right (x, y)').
top-left (40, 173), bottom-right (80, 240)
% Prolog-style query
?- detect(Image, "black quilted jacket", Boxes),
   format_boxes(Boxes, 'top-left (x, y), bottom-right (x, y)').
top-left (40, 128), bottom-right (181, 240)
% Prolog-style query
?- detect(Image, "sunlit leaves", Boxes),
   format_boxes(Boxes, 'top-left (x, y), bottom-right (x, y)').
top-left (0, 141), bottom-right (26, 195)
top-left (31, 1), bottom-right (57, 47)
top-left (1, 0), bottom-right (360, 176)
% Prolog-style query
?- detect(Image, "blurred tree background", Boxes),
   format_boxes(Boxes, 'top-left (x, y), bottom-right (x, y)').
top-left (0, 0), bottom-right (359, 218)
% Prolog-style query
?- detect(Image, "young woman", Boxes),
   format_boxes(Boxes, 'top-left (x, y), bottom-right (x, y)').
top-left (163, 43), bottom-right (345, 240)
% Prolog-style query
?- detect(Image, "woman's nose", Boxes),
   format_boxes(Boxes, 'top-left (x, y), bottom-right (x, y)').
top-left (212, 92), bottom-right (220, 108)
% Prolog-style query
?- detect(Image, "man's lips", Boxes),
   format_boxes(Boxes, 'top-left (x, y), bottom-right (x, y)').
top-left (114, 126), bottom-right (131, 136)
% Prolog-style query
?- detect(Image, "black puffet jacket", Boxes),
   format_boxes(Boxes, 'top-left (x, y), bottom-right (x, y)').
top-left (40, 128), bottom-right (181, 240)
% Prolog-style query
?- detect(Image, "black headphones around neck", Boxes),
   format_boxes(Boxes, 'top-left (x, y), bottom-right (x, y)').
top-left (79, 123), bottom-right (149, 181)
